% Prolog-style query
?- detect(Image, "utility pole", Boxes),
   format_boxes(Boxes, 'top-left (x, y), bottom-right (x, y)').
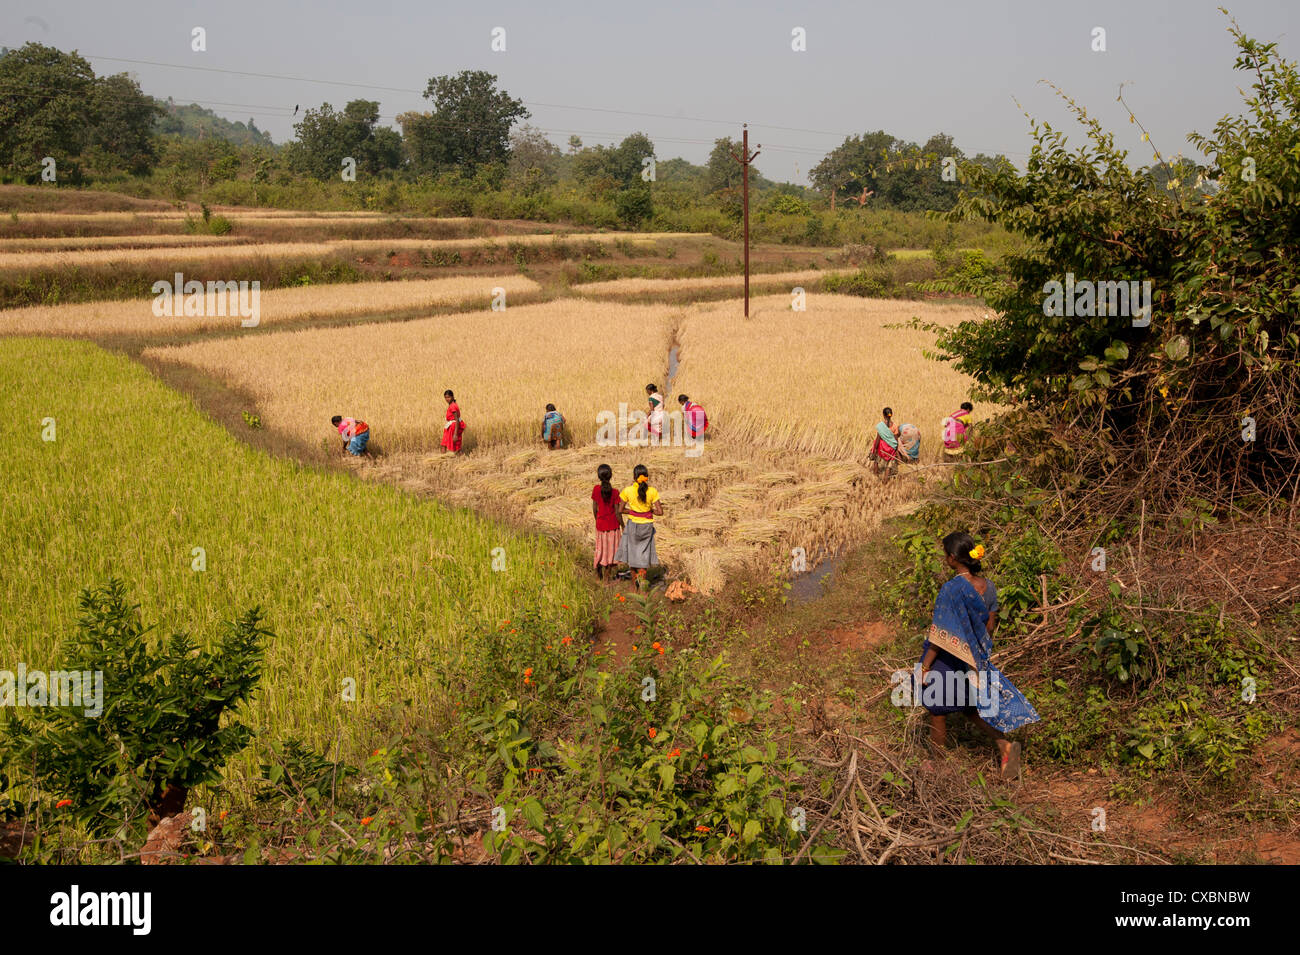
top-left (730, 124), bottom-right (761, 318)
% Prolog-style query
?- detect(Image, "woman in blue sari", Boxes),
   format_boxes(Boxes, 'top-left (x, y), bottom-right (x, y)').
top-left (918, 532), bottom-right (1039, 777)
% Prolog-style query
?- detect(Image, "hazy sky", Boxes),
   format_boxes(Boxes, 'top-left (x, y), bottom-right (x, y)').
top-left (5, 1), bottom-right (1297, 182)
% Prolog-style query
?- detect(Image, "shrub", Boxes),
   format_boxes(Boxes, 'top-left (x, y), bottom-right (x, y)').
top-left (0, 580), bottom-right (267, 838)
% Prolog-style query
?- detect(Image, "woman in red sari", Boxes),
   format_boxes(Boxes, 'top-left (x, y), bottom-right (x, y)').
top-left (441, 389), bottom-right (465, 453)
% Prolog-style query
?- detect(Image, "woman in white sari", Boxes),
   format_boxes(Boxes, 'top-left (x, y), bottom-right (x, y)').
top-left (645, 384), bottom-right (666, 443)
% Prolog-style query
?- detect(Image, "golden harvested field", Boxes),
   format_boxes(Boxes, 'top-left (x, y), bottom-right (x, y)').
top-left (370, 442), bottom-right (919, 594)
top-left (1, 275), bottom-right (541, 337)
top-left (672, 293), bottom-right (989, 462)
top-left (143, 299), bottom-right (676, 452)
top-left (144, 292), bottom-right (985, 591)
top-left (0, 232), bottom-right (704, 270)
top-left (573, 269), bottom-right (853, 297)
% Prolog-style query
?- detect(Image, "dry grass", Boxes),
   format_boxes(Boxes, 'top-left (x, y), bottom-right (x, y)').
top-left (573, 269), bottom-right (854, 297)
top-left (0, 275), bottom-right (540, 337)
top-left (672, 293), bottom-right (990, 462)
top-left (143, 299), bottom-right (677, 452)
top-left (0, 234), bottom-right (248, 251)
top-left (0, 232), bottom-right (704, 270)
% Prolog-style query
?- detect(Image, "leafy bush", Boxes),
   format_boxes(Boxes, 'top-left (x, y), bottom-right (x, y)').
top-left (435, 594), bottom-right (838, 863)
top-left (935, 18), bottom-right (1300, 492)
top-left (0, 580), bottom-right (266, 838)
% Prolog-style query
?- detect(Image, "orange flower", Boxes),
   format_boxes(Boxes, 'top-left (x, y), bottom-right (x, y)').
top-left (668, 748), bottom-right (681, 757)
top-left (524, 668), bottom-right (533, 677)
top-left (648, 727), bottom-right (657, 739)
top-left (528, 767), bottom-right (543, 773)
top-left (562, 604), bottom-right (569, 610)
top-left (561, 635), bottom-right (573, 646)
top-left (631, 645), bottom-right (637, 651)
top-left (371, 748), bottom-right (380, 757)
top-left (652, 641), bottom-right (664, 655)
top-left (360, 816), bottom-right (374, 826)
top-left (611, 745), bottom-right (620, 752)
top-left (510, 628), bottom-right (518, 634)
top-left (617, 594), bottom-right (626, 602)
top-left (219, 810), bottom-right (229, 820)
top-left (695, 825), bottom-right (711, 833)
top-left (55, 799), bottom-right (72, 809)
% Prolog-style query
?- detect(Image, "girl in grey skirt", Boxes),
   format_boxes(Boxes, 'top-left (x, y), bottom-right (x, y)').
top-left (615, 463), bottom-right (663, 587)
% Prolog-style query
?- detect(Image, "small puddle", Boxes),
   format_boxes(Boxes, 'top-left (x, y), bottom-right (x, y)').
top-left (790, 553), bottom-right (846, 603)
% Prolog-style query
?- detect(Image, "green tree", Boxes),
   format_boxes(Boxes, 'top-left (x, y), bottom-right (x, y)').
top-left (0, 42), bottom-right (96, 182)
top-left (288, 99), bottom-right (400, 181)
top-left (809, 131), bottom-right (897, 204)
top-left (403, 70), bottom-right (528, 178)
top-left (507, 123), bottom-right (562, 192)
top-left (88, 73), bottom-right (163, 175)
top-left (572, 132), bottom-right (657, 196)
top-left (705, 137), bottom-right (749, 194)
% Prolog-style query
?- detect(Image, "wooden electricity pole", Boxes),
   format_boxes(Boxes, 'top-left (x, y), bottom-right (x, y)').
top-left (730, 124), bottom-right (761, 317)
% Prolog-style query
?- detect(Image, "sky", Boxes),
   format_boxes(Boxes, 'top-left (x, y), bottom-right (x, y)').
top-left (4, 0), bottom-right (1297, 184)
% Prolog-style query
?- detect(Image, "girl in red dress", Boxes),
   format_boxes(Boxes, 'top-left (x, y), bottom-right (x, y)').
top-left (591, 463), bottom-right (624, 580)
top-left (441, 389), bottom-right (465, 453)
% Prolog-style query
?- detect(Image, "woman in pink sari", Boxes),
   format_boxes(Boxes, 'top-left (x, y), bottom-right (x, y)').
top-left (441, 389), bottom-right (465, 453)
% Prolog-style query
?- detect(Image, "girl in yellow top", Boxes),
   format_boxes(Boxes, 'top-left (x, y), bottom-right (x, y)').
top-left (614, 463), bottom-right (663, 587)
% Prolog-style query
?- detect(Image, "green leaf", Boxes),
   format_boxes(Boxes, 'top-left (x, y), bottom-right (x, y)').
top-left (1136, 742), bottom-right (1155, 759)
top-left (1164, 335), bottom-right (1190, 360)
top-left (521, 798), bottom-right (546, 831)
top-left (742, 819), bottom-right (762, 844)
top-left (606, 823), bottom-right (627, 851)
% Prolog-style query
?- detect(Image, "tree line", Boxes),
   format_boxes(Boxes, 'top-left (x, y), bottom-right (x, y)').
top-left (0, 41), bottom-right (1021, 220)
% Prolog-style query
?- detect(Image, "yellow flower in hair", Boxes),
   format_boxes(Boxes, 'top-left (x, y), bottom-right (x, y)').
top-left (637, 475), bottom-right (648, 484)
top-left (969, 544), bottom-right (986, 560)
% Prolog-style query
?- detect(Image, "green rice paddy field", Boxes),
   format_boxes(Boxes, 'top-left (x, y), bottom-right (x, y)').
top-left (0, 337), bottom-right (593, 756)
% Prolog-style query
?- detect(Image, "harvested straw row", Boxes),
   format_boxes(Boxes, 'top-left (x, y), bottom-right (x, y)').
top-left (572, 268), bottom-right (855, 298)
top-left (0, 232), bottom-right (707, 271)
top-left (0, 275), bottom-right (541, 337)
